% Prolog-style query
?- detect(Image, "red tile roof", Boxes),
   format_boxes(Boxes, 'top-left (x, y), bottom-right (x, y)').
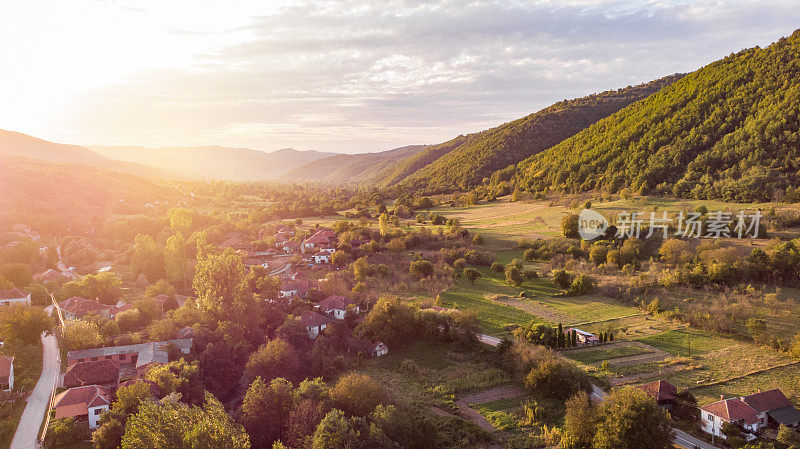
top-left (702, 398), bottom-right (761, 425)
top-left (301, 311), bottom-right (333, 328)
top-left (742, 389), bottom-right (793, 413)
top-left (59, 296), bottom-right (111, 317)
top-left (303, 232), bottom-right (331, 245)
top-left (0, 355), bottom-right (13, 384)
top-left (0, 288), bottom-right (30, 300)
top-left (34, 269), bottom-right (65, 282)
top-left (318, 295), bottom-right (356, 311)
top-left (63, 360), bottom-right (120, 388)
top-left (638, 380), bottom-right (678, 402)
top-left (55, 385), bottom-right (111, 410)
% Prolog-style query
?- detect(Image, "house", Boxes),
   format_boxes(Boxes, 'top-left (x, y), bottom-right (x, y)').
top-left (67, 338), bottom-right (193, 369)
top-left (63, 360), bottom-right (120, 390)
top-left (318, 246), bottom-right (336, 254)
top-left (59, 296), bottom-right (112, 320)
top-left (279, 279), bottom-right (314, 300)
top-left (0, 356), bottom-right (14, 391)
top-left (317, 295), bottom-right (359, 320)
top-left (742, 389), bottom-right (800, 429)
top-left (0, 288), bottom-right (31, 307)
top-left (275, 224), bottom-right (294, 235)
top-left (701, 397), bottom-right (761, 441)
top-left (563, 328), bottom-right (599, 346)
top-left (316, 229), bottom-right (337, 240)
top-left (300, 311), bottom-right (333, 339)
top-left (302, 231), bottom-right (331, 252)
top-left (312, 252), bottom-right (331, 264)
top-left (280, 240), bottom-right (300, 254)
top-left (273, 232), bottom-right (291, 246)
top-left (638, 380), bottom-right (678, 410)
top-left (54, 385), bottom-right (112, 429)
top-left (34, 268), bottom-right (67, 283)
top-left (220, 234), bottom-right (250, 252)
top-left (349, 339), bottom-right (388, 358)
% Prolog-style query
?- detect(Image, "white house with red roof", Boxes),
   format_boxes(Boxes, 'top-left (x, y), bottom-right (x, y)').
top-left (0, 288), bottom-right (31, 307)
top-left (701, 397), bottom-right (761, 440)
top-left (54, 385), bottom-right (112, 428)
top-left (300, 311), bottom-right (333, 339)
top-left (279, 279), bottom-right (315, 300)
top-left (312, 251), bottom-right (331, 264)
top-left (741, 389), bottom-right (800, 429)
top-left (0, 355), bottom-right (14, 391)
top-left (317, 295), bottom-right (359, 320)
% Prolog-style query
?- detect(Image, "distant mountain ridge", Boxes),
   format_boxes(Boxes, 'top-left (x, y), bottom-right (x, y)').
top-left (282, 145), bottom-right (428, 183)
top-left (0, 130), bottom-right (170, 179)
top-left (90, 145), bottom-right (336, 181)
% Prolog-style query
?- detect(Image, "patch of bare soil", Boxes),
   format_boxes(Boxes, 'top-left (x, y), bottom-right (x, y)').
top-left (488, 295), bottom-right (570, 323)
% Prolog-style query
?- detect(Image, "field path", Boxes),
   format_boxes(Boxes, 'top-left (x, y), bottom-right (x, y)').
top-left (454, 385), bottom-right (525, 432)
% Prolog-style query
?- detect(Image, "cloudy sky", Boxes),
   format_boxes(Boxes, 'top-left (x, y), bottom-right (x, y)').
top-left (2, 0), bottom-right (799, 154)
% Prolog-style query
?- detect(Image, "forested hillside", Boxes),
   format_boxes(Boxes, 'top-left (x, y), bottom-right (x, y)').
top-left (283, 144), bottom-right (427, 182)
top-left (508, 29), bottom-right (800, 202)
top-left (380, 74), bottom-right (682, 192)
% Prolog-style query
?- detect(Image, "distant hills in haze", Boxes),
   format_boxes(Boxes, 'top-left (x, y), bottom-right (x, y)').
top-left (90, 145), bottom-right (336, 181)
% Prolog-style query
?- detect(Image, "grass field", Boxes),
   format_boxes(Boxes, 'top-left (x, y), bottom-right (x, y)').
top-left (636, 329), bottom-right (738, 357)
top-left (565, 345), bottom-right (653, 365)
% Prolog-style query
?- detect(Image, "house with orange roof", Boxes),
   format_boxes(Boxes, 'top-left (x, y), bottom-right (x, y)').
top-left (54, 385), bottom-right (112, 428)
top-left (701, 397), bottom-right (761, 441)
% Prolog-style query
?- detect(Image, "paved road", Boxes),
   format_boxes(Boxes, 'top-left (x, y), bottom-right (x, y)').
top-left (10, 333), bottom-right (60, 449)
top-left (477, 333), bottom-right (720, 449)
top-left (268, 263), bottom-right (292, 276)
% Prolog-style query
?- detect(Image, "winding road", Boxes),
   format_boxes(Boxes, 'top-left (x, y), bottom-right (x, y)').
top-left (10, 333), bottom-right (60, 449)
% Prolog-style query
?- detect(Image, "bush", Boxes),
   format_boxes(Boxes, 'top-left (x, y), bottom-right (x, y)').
top-left (551, 270), bottom-right (572, 289)
top-left (491, 262), bottom-right (505, 274)
top-left (330, 373), bottom-right (386, 417)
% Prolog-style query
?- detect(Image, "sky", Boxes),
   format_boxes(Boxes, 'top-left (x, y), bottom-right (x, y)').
top-left (1, 0), bottom-right (799, 154)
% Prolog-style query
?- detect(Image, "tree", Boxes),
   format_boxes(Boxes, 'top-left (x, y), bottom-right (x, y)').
top-left (121, 393), bottom-right (250, 449)
top-left (777, 424), bottom-right (800, 448)
top-left (286, 398), bottom-right (330, 449)
top-left (505, 265), bottom-right (523, 286)
top-left (164, 232), bottom-right (192, 291)
top-left (131, 234), bottom-right (165, 282)
top-left (463, 268), bottom-right (481, 284)
top-left (45, 418), bottom-right (89, 449)
top-left (721, 421), bottom-right (746, 448)
top-left (193, 252), bottom-right (254, 320)
top-left (144, 359), bottom-right (203, 404)
top-left (409, 260), bottom-right (434, 279)
top-left (563, 391), bottom-right (597, 449)
top-left (378, 213), bottom-right (390, 236)
top-left (238, 377), bottom-right (294, 449)
top-left (245, 339), bottom-right (302, 384)
top-left (562, 214), bottom-right (580, 238)
top-left (589, 245), bottom-right (609, 266)
top-left (0, 304), bottom-right (52, 345)
top-left (330, 373), bottom-right (386, 417)
top-left (567, 274), bottom-right (595, 295)
top-left (551, 269), bottom-right (572, 288)
top-left (61, 272), bottom-right (123, 305)
top-left (62, 320), bottom-right (103, 351)
top-left (490, 262), bottom-right (504, 274)
top-left (92, 416), bottom-right (125, 449)
top-left (311, 409), bottom-right (362, 449)
top-left (593, 387), bottom-right (673, 449)
top-left (557, 323), bottom-right (565, 349)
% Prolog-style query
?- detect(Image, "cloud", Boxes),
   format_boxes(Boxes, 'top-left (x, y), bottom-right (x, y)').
top-left (58, 0), bottom-right (800, 152)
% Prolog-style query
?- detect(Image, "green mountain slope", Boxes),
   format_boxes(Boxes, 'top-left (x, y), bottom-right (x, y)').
top-left (283, 145), bottom-right (427, 183)
top-left (380, 74), bottom-right (682, 192)
top-left (510, 30), bottom-right (800, 202)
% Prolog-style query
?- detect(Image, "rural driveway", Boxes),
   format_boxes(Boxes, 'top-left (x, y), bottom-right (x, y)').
top-left (10, 333), bottom-right (60, 449)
